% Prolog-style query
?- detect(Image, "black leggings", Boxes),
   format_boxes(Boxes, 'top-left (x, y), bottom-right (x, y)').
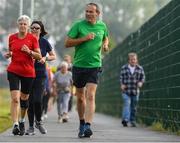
top-left (42, 90), bottom-right (50, 114)
top-left (28, 77), bottom-right (45, 127)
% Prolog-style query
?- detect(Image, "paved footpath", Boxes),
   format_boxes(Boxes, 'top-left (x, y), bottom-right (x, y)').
top-left (0, 107), bottom-right (180, 143)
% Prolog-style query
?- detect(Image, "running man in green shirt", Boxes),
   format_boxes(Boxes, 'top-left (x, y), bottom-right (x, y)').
top-left (65, 2), bottom-right (109, 138)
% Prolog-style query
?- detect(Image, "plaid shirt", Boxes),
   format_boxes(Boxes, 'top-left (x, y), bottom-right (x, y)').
top-left (120, 64), bottom-right (145, 96)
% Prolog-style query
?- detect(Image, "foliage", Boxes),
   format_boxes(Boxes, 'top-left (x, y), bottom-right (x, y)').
top-left (151, 121), bottom-right (180, 136)
top-left (151, 121), bottom-right (166, 132)
top-left (0, 0), bottom-right (171, 57)
top-left (0, 117), bottom-right (12, 133)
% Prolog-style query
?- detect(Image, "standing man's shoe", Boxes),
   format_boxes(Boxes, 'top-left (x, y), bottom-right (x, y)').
top-left (122, 120), bottom-right (128, 127)
top-left (131, 122), bottom-right (137, 127)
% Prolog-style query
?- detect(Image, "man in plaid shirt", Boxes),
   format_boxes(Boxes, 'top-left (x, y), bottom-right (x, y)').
top-left (120, 52), bottom-right (145, 127)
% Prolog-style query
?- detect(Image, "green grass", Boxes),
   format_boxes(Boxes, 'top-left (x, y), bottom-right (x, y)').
top-left (151, 121), bottom-right (166, 132)
top-left (151, 121), bottom-right (180, 136)
top-left (0, 88), bottom-right (12, 133)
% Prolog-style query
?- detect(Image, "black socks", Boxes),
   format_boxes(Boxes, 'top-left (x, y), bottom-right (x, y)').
top-left (80, 120), bottom-right (91, 126)
top-left (80, 119), bottom-right (85, 125)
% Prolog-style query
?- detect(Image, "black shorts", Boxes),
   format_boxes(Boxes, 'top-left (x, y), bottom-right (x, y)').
top-left (7, 71), bottom-right (34, 94)
top-left (72, 66), bottom-right (102, 88)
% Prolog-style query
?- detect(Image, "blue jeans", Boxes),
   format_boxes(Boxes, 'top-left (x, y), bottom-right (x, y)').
top-left (122, 93), bottom-right (139, 123)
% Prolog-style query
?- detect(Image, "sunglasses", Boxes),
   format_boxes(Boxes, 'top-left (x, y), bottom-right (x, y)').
top-left (30, 27), bottom-right (40, 30)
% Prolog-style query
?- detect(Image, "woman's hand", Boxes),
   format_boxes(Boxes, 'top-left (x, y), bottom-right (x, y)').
top-left (137, 82), bottom-right (143, 88)
top-left (4, 51), bottom-right (12, 59)
top-left (21, 44), bottom-right (31, 54)
top-left (39, 57), bottom-right (46, 64)
top-left (121, 84), bottom-right (127, 91)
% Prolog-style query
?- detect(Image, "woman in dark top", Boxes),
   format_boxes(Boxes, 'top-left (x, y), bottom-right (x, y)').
top-left (26, 20), bottom-right (56, 135)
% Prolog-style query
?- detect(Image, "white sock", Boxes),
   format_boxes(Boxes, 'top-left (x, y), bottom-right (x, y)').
top-left (13, 122), bottom-right (18, 127)
top-left (20, 118), bottom-right (25, 123)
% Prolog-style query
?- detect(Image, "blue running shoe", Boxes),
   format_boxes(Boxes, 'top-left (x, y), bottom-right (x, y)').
top-left (78, 124), bottom-right (85, 138)
top-left (84, 124), bottom-right (93, 138)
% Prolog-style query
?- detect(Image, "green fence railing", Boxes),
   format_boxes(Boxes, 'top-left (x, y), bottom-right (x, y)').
top-left (96, 0), bottom-right (180, 131)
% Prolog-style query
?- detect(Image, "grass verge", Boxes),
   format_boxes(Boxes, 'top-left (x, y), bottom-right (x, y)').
top-left (0, 88), bottom-right (12, 133)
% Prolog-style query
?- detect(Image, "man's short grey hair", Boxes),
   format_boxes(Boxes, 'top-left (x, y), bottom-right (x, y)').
top-left (17, 15), bottom-right (31, 26)
top-left (128, 52), bottom-right (138, 60)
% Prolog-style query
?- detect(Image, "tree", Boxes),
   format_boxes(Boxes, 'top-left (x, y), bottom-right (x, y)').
top-left (0, 0), bottom-right (171, 57)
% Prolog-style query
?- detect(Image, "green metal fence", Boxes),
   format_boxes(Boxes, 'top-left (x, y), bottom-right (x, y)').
top-left (96, 0), bottom-right (180, 131)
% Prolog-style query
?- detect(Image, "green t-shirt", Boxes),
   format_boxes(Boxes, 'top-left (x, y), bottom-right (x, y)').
top-left (67, 20), bottom-right (108, 68)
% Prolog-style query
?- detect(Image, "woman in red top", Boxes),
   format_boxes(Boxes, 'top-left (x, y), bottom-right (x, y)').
top-left (4, 15), bottom-right (42, 136)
